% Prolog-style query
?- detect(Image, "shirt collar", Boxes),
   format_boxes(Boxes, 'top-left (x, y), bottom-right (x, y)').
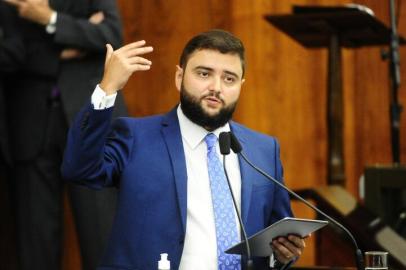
top-left (177, 105), bottom-right (231, 149)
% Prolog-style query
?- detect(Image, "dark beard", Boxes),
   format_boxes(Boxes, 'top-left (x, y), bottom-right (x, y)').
top-left (180, 84), bottom-right (237, 131)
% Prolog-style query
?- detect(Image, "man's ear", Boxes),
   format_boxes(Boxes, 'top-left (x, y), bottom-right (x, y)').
top-left (175, 65), bottom-right (183, 92)
top-left (241, 78), bottom-right (245, 85)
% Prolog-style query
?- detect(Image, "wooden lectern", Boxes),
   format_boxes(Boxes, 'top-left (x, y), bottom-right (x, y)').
top-left (265, 5), bottom-right (405, 186)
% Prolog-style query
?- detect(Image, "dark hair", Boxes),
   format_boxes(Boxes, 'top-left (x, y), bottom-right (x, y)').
top-left (179, 29), bottom-right (245, 77)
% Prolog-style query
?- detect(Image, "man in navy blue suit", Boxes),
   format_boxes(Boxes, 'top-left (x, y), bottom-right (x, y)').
top-left (62, 30), bottom-right (306, 270)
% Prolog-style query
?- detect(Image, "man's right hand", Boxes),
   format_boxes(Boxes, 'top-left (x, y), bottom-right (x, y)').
top-left (100, 40), bottom-right (153, 95)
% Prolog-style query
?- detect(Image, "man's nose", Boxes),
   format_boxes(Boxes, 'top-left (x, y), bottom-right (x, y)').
top-left (209, 76), bottom-right (222, 93)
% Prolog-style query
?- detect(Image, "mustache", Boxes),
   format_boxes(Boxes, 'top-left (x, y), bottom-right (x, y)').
top-left (201, 92), bottom-right (225, 104)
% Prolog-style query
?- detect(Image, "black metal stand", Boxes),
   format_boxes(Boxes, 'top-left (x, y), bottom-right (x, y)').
top-left (388, 0), bottom-right (403, 163)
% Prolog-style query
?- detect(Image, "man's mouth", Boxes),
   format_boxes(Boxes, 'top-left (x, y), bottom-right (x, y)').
top-left (202, 95), bottom-right (223, 107)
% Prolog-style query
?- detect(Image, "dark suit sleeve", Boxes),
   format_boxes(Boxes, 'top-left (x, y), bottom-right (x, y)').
top-left (54, 0), bottom-right (123, 51)
top-left (0, 4), bottom-right (25, 72)
top-left (61, 103), bottom-right (133, 189)
top-left (0, 38), bottom-right (24, 72)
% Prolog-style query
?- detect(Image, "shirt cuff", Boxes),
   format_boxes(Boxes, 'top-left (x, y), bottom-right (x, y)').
top-left (270, 253), bottom-right (276, 268)
top-left (45, 11), bottom-right (58, 34)
top-left (91, 84), bottom-right (117, 110)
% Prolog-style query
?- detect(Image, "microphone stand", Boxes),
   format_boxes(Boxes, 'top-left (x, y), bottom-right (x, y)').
top-left (228, 132), bottom-right (364, 270)
top-left (219, 132), bottom-right (254, 270)
top-left (389, 0), bottom-right (402, 163)
top-left (222, 156), bottom-right (254, 270)
top-left (238, 152), bottom-right (364, 270)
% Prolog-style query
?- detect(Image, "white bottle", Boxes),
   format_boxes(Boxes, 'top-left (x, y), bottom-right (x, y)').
top-left (158, 253), bottom-right (170, 270)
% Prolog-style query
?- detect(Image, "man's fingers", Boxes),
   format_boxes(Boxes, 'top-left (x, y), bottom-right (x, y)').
top-left (105, 44), bottom-right (113, 66)
top-left (275, 236), bottom-right (305, 257)
top-left (272, 235), bottom-right (307, 264)
top-left (126, 46), bottom-right (154, 58)
top-left (106, 44), bottom-right (152, 69)
top-left (128, 56), bottom-right (152, 66)
top-left (121, 40), bottom-right (147, 51)
top-left (100, 41), bottom-right (153, 93)
top-left (111, 40), bottom-right (153, 58)
top-left (119, 40), bottom-right (154, 55)
top-left (273, 248), bottom-right (291, 263)
top-left (113, 40), bottom-right (145, 55)
top-left (272, 240), bottom-right (294, 262)
top-left (288, 235), bottom-right (306, 248)
top-left (278, 238), bottom-right (302, 257)
top-left (130, 64), bottom-right (151, 72)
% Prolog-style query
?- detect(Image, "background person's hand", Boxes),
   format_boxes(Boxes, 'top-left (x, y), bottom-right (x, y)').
top-left (4, 0), bottom-right (53, 25)
top-left (100, 40), bottom-right (153, 95)
top-left (60, 11), bottom-right (105, 60)
top-left (89, 11), bottom-right (104, 24)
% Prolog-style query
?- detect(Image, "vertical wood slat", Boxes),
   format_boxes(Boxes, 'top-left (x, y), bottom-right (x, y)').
top-left (327, 34), bottom-right (345, 186)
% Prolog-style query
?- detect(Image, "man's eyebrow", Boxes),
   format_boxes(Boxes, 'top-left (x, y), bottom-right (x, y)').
top-left (194, 65), bottom-right (213, 71)
top-left (224, 70), bottom-right (239, 79)
top-left (194, 66), bottom-right (240, 79)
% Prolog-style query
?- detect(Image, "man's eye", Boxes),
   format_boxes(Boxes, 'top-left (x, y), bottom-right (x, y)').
top-left (224, 76), bottom-right (236, 83)
top-left (197, 71), bottom-right (209, 77)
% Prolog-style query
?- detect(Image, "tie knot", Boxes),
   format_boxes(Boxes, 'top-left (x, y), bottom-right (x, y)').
top-left (205, 133), bottom-right (217, 150)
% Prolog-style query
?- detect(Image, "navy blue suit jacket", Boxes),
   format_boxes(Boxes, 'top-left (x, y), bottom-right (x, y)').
top-left (62, 104), bottom-right (293, 270)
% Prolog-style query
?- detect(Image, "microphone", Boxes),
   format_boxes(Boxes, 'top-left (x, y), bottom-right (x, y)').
top-left (219, 132), bottom-right (254, 270)
top-left (228, 132), bottom-right (364, 270)
top-left (219, 132), bottom-right (231, 155)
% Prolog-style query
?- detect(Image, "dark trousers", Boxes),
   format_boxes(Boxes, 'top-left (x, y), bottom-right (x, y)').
top-left (0, 158), bottom-right (18, 270)
top-left (14, 99), bottom-right (117, 270)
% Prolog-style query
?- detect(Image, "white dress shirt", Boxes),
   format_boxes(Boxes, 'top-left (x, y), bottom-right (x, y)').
top-left (176, 106), bottom-right (241, 270)
top-left (91, 85), bottom-right (117, 109)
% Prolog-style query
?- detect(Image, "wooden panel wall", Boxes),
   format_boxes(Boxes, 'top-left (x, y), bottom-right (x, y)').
top-left (63, 0), bottom-right (406, 268)
top-left (114, 0), bottom-right (406, 198)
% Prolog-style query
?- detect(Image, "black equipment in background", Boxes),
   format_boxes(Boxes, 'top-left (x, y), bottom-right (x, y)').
top-left (388, 0), bottom-right (403, 163)
top-left (364, 165), bottom-right (406, 238)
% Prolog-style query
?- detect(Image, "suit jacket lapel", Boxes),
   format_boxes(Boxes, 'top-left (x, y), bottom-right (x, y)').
top-left (230, 123), bottom-right (255, 225)
top-left (161, 107), bottom-right (188, 233)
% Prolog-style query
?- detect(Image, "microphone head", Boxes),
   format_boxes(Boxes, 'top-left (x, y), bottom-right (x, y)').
top-left (219, 132), bottom-right (231, 155)
top-left (230, 132), bottom-right (243, 153)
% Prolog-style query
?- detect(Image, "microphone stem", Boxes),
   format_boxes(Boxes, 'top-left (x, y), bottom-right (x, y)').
top-left (239, 152), bottom-right (364, 270)
top-left (222, 155), bottom-right (254, 270)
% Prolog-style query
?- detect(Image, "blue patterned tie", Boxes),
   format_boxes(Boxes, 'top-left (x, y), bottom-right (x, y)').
top-left (205, 133), bottom-right (241, 270)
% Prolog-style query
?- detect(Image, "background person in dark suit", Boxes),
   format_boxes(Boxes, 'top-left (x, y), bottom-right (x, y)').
top-left (0, 2), bottom-right (23, 166)
top-left (2, 0), bottom-right (127, 269)
top-left (0, 3), bottom-right (24, 269)
top-left (62, 30), bottom-right (306, 270)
